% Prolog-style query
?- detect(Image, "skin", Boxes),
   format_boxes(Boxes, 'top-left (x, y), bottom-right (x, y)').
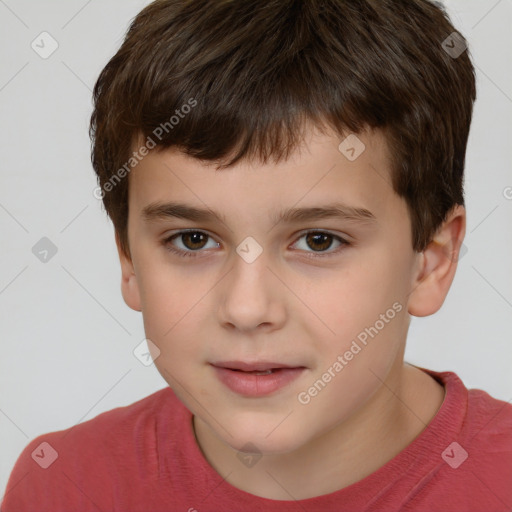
top-left (117, 124), bottom-right (465, 500)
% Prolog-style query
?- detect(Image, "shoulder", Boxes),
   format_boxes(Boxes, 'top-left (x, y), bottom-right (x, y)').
top-left (424, 368), bottom-right (512, 438)
top-left (44, 385), bottom-right (178, 455)
top-left (405, 369), bottom-right (512, 511)
top-left (433, 369), bottom-right (512, 452)
top-left (463, 385), bottom-right (512, 479)
top-left (465, 385), bottom-right (512, 436)
top-left (447, 375), bottom-right (512, 510)
top-left (464, 385), bottom-right (512, 450)
top-left (30, 385), bottom-right (179, 460)
top-left (1, 387), bottom-right (182, 511)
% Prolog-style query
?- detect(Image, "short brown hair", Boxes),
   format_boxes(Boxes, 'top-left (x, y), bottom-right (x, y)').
top-left (90, 0), bottom-right (476, 259)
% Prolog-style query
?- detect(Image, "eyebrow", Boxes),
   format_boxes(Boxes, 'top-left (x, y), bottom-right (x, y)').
top-left (142, 201), bottom-right (377, 227)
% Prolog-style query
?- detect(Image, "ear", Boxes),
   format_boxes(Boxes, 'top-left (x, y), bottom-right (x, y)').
top-left (115, 232), bottom-right (142, 312)
top-left (408, 205), bottom-right (466, 317)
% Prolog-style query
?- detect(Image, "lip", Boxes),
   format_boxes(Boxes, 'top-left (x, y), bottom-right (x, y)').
top-left (211, 360), bottom-right (300, 372)
top-left (210, 361), bottom-right (306, 397)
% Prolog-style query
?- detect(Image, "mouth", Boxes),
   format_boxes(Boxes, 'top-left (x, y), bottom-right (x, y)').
top-left (210, 361), bottom-right (307, 396)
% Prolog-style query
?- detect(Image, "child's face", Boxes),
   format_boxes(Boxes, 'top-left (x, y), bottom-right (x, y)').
top-left (120, 126), bottom-right (422, 454)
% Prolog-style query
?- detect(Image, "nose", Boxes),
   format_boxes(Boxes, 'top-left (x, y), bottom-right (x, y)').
top-left (217, 251), bottom-right (286, 333)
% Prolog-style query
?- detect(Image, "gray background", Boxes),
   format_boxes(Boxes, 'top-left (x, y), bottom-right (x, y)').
top-left (1, 0), bottom-right (511, 498)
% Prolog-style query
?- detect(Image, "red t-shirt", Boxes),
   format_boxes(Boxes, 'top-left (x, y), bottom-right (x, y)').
top-left (2, 368), bottom-right (511, 511)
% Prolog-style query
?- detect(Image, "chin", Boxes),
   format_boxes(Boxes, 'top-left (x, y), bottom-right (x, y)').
top-left (219, 415), bottom-right (312, 456)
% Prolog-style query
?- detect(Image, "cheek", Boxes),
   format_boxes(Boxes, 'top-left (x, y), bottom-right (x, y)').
top-left (306, 260), bottom-right (400, 342)
top-left (135, 262), bottom-right (216, 364)
top-left (147, 308), bottom-right (208, 396)
top-left (302, 254), bottom-right (409, 385)
top-left (296, 306), bottom-right (408, 434)
top-left (136, 257), bottom-right (208, 336)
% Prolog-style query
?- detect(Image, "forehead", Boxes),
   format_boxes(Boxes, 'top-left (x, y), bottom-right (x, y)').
top-left (127, 127), bottom-right (398, 224)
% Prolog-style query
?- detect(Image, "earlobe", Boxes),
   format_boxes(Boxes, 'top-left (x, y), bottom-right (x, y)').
top-left (115, 233), bottom-right (142, 312)
top-left (407, 205), bottom-right (466, 317)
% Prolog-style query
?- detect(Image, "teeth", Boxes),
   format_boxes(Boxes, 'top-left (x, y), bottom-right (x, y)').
top-left (230, 368), bottom-right (276, 375)
top-left (235, 369), bottom-right (274, 375)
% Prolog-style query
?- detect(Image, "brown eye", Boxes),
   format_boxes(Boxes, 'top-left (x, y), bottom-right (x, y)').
top-left (180, 232), bottom-right (208, 250)
top-left (292, 231), bottom-right (349, 258)
top-left (163, 230), bottom-right (219, 258)
top-left (305, 232), bottom-right (334, 252)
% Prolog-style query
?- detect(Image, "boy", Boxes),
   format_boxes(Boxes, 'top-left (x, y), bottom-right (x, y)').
top-left (2, 0), bottom-right (511, 510)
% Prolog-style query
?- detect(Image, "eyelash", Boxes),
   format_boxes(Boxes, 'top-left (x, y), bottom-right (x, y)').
top-left (161, 229), bottom-right (350, 259)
